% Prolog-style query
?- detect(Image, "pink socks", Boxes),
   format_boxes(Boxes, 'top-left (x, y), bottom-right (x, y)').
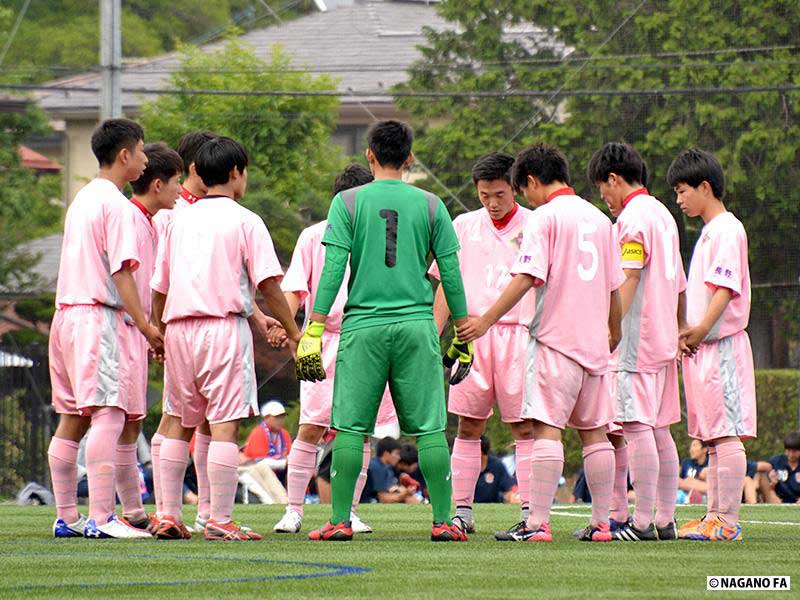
top-left (526, 439), bottom-right (563, 530)
top-left (583, 441), bottom-right (615, 528)
top-left (286, 439), bottom-right (318, 516)
top-left (48, 437), bottom-right (80, 523)
top-left (610, 442), bottom-right (629, 523)
top-left (86, 407), bottom-right (126, 523)
top-left (715, 440), bottom-right (746, 525)
top-left (150, 432), bottom-right (164, 516)
top-left (707, 446), bottom-right (719, 517)
top-left (208, 441), bottom-right (239, 524)
top-left (515, 438), bottom-right (533, 521)
top-left (193, 432), bottom-right (212, 522)
top-left (115, 442), bottom-right (146, 522)
top-left (653, 427), bottom-right (679, 528)
top-left (451, 438), bottom-right (481, 523)
top-left (622, 422), bottom-right (659, 529)
top-left (160, 438), bottom-right (189, 521)
top-left (353, 442), bottom-right (371, 509)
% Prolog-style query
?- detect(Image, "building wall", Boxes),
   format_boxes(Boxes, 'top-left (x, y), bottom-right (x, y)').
top-left (63, 119), bottom-right (99, 204)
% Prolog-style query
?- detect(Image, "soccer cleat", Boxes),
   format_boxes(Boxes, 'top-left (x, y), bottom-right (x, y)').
top-left (613, 520), bottom-right (658, 541)
top-left (350, 511), bottom-right (373, 534)
top-left (452, 515), bottom-right (475, 535)
top-left (187, 516), bottom-right (208, 533)
top-left (53, 514), bottom-right (87, 538)
top-left (273, 508), bottom-right (303, 533)
top-left (205, 519), bottom-right (263, 541)
top-left (85, 515), bottom-right (153, 539)
top-left (308, 521), bottom-right (353, 541)
top-left (656, 521), bottom-right (678, 541)
top-left (678, 515), bottom-right (708, 539)
top-left (155, 515), bottom-right (192, 540)
top-left (573, 517), bottom-right (625, 539)
top-left (495, 520), bottom-right (529, 541)
top-left (119, 514), bottom-right (159, 535)
top-left (431, 521), bottom-right (469, 542)
top-left (685, 516), bottom-right (742, 542)
top-left (577, 522), bottom-right (613, 542)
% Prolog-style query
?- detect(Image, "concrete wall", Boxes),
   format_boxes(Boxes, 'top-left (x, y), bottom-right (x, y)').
top-left (63, 119), bottom-right (99, 205)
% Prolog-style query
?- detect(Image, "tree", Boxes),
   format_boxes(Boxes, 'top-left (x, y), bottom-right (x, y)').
top-left (399, 0), bottom-right (800, 349)
top-left (139, 41), bottom-right (344, 259)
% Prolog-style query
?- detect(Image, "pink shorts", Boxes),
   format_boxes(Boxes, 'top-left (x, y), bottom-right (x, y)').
top-left (300, 331), bottom-right (397, 428)
top-left (522, 339), bottom-right (613, 430)
top-left (448, 323), bottom-right (527, 423)
top-left (162, 367), bottom-right (179, 419)
top-left (612, 361), bottom-right (680, 429)
top-left (682, 330), bottom-right (756, 441)
top-left (49, 304), bottom-right (144, 420)
top-left (120, 323), bottom-right (148, 422)
top-left (165, 315), bottom-right (258, 429)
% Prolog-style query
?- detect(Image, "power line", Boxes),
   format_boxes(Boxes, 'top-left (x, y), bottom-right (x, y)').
top-left (0, 0), bottom-right (32, 66)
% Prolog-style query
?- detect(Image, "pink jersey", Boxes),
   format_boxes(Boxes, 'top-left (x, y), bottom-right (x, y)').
top-left (129, 198), bottom-right (158, 318)
top-left (428, 205), bottom-right (535, 325)
top-left (281, 220), bottom-right (347, 333)
top-left (685, 212), bottom-right (751, 340)
top-left (512, 188), bottom-right (625, 373)
top-left (613, 190), bottom-right (687, 372)
top-left (152, 186), bottom-right (199, 239)
top-left (55, 178), bottom-right (140, 310)
top-left (151, 195), bottom-right (283, 322)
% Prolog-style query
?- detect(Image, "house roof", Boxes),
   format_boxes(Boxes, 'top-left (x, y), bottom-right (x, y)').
top-left (36, 0), bottom-right (549, 118)
top-left (19, 146), bottom-right (62, 172)
top-left (11, 232), bottom-right (63, 294)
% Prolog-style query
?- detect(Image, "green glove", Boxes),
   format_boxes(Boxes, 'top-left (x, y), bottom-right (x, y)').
top-left (443, 337), bottom-right (473, 385)
top-left (296, 321), bottom-right (326, 382)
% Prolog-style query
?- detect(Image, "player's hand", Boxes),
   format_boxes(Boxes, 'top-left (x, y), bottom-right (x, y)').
top-left (679, 324), bottom-right (707, 356)
top-left (141, 323), bottom-right (165, 360)
top-left (295, 321), bottom-right (325, 381)
top-left (251, 312), bottom-right (281, 341)
top-left (768, 469), bottom-right (778, 486)
top-left (267, 326), bottom-right (288, 348)
top-left (443, 336), bottom-right (473, 385)
top-left (455, 316), bottom-right (489, 343)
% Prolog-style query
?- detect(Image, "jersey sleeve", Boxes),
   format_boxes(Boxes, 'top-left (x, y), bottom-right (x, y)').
top-left (105, 200), bottom-right (140, 275)
top-left (511, 211), bottom-right (549, 286)
top-left (430, 200), bottom-right (460, 259)
top-left (245, 216), bottom-right (284, 287)
top-left (617, 213), bottom-right (647, 270)
top-left (281, 228), bottom-right (313, 299)
top-left (322, 194), bottom-right (353, 250)
top-left (429, 215), bottom-right (464, 280)
top-left (150, 215), bottom-right (172, 294)
top-left (703, 230), bottom-right (744, 297)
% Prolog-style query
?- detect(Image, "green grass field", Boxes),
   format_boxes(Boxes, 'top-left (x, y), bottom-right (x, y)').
top-left (1, 503), bottom-right (798, 599)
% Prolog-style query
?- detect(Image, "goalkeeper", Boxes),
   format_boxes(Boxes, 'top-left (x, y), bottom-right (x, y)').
top-left (298, 120), bottom-right (471, 542)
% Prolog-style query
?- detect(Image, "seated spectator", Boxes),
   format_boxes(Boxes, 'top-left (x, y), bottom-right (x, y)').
top-left (474, 436), bottom-right (514, 504)
top-left (363, 437), bottom-right (421, 504)
top-left (760, 431), bottom-right (800, 504)
top-left (396, 443), bottom-right (426, 499)
top-left (678, 439), bottom-right (708, 504)
top-left (237, 401), bottom-right (291, 504)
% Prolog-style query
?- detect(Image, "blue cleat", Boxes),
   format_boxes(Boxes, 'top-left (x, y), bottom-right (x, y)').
top-left (53, 514), bottom-right (87, 538)
top-left (84, 517), bottom-right (112, 539)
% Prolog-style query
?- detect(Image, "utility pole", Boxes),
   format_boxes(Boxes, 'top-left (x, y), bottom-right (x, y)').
top-left (100, 0), bottom-right (122, 120)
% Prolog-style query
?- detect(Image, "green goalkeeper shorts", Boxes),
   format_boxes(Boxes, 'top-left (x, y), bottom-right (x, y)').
top-left (331, 319), bottom-right (446, 436)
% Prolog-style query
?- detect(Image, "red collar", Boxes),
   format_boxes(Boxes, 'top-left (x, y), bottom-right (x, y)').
top-left (129, 197), bottom-right (153, 221)
top-left (545, 187), bottom-right (575, 203)
top-left (180, 186), bottom-right (202, 204)
top-left (491, 202), bottom-right (519, 230)
top-left (621, 187), bottom-right (648, 209)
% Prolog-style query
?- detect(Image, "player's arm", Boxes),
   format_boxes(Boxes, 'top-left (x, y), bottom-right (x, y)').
top-left (249, 302), bottom-right (283, 342)
top-left (608, 288), bottom-right (623, 352)
top-left (677, 291), bottom-right (690, 355)
top-left (152, 290), bottom-right (167, 335)
top-left (266, 292), bottom-right (302, 348)
top-left (432, 283), bottom-right (450, 334)
top-left (112, 264), bottom-right (164, 356)
top-left (257, 277), bottom-right (301, 354)
top-left (679, 286), bottom-right (733, 354)
top-left (457, 273), bottom-right (535, 343)
top-left (436, 251), bottom-right (467, 329)
top-left (618, 268), bottom-right (642, 317)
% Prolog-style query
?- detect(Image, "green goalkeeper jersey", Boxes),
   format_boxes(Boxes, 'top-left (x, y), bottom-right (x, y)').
top-left (320, 178), bottom-right (461, 332)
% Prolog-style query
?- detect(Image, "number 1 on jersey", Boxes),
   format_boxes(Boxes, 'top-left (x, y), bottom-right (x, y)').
top-left (380, 209), bottom-right (398, 267)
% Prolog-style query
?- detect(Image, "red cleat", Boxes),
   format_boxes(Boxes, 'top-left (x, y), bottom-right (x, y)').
top-left (308, 521), bottom-right (354, 541)
top-left (155, 515), bottom-right (192, 540)
top-left (204, 519), bottom-right (262, 541)
top-left (431, 521), bottom-right (469, 542)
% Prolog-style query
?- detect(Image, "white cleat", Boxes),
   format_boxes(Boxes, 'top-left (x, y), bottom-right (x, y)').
top-left (350, 511), bottom-right (373, 534)
top-left (53, 514), bottom-right (87, 538)
top-left (187, 516), bottom-right (208, 534)
top-left (273, 508), bottom-right (303, 533)
top-left (87, 515), bottom-right (152, 539)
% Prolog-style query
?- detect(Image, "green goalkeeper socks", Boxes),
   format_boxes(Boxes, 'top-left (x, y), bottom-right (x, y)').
top-left (330, 431), bottom-right (364, 524)
top-left (417, 432), bottom-right (453, 524)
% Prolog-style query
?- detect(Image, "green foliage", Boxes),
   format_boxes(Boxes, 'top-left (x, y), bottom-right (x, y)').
top-left (139, 41), bottom-right (344, 259)
top-left (0, 390), bottom-right (28, 496)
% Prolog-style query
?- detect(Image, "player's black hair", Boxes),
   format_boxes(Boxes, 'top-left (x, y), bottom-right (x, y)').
top-left (587, 142), bottom-right (648, 187)
top-left (511, 143), bottom-right (570, 190)
top-left (698, 440), bottom-right (709, 448)
top-left (130, 143), bottom-right (183, 195)
top-left (194, 136), bottom-right (249, 188)
top-left (480, 435), bottom-right (491, 456)
top-left (666, 148), bottom-right (725, 199)
top-left (398, 443), bottom-right (419, 466)
top-left (784, 431), bottom-right (800, 451)
top-left (176, 130), bottom-right (218, 176)
top-left (333, 163), bottom-right (373, 195)
top-left (90, 118), bottom-right (144, 167)
top-left (376, 437), bottom-right (401, 458)
top-left (367, 120), bottom-right (413, 169)
top-left (472, 152), bottom-right (515, 185)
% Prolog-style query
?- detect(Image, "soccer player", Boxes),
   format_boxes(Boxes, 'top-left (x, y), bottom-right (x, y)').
top-left (114, 142), bottom-right (183, 534)
top-left (458, 143), bottom-right (624, 542)
top-left (427, 152), bottom-right (536, 538)
top-left (668, 149), bottom-right (756, 541)
top-left (48, 118), bottom-right (163, 538)
top-left (300, 120), bottom-right (472, 542)
top-left (587, 142), bottom-right (686, 541)
top-left (270, 163), bottom-right (398, 535)
top-left (151, 137), bottom-right (301, 541)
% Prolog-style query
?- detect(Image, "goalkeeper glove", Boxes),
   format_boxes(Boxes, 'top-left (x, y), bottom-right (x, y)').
top-left (443, 337), bottom-right (473, 385)
top-left (296, 321), bottom-right (326, 382)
